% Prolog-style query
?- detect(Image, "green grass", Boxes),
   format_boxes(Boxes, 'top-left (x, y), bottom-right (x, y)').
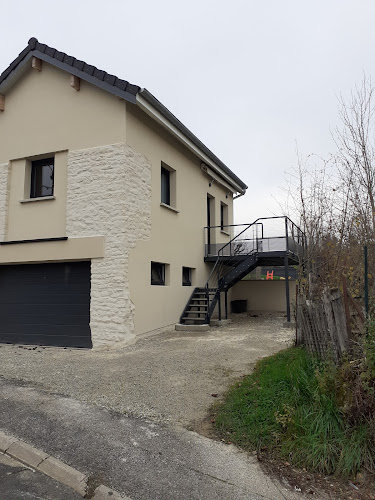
top-left (214, 347), bottom-right (375, 478)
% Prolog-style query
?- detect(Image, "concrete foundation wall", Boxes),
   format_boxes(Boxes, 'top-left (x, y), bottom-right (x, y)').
top-left (230, 280), bottom-right (297, 313)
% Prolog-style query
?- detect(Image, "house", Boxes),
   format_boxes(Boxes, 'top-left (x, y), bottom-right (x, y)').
top-left (0, 37), bottom-right (250, 349)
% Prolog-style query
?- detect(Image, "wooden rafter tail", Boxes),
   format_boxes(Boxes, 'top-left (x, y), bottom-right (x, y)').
top-left (70, 75), bottom-right (80, 91)
top-left (31, 57), bottom-right (42, 72)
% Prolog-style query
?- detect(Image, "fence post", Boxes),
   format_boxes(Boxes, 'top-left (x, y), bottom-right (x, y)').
top-left (365, 245), bottom-right (369, 318)
top-left (342, 276), bottom-right (352, 341)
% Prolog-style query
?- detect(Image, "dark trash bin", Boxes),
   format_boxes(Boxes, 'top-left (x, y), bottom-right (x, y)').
top-left (231, 300), bottom-right (247, 313)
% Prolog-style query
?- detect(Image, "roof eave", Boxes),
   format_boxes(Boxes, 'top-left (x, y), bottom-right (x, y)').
top-left (137, 89), bottom-right (248, 194)
top-left (0, 50), bottom-right (137, 104)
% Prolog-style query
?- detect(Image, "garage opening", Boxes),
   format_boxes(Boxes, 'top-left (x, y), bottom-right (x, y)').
top-left (0, 261), bottom-right (91, 348)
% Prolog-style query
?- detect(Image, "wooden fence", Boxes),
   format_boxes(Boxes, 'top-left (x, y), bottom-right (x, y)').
top-left (296, 281), bottom-right (365, 362)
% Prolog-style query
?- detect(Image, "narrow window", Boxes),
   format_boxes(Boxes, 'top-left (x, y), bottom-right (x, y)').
top-left (220, 202), bottom-right (228, 231)
top-left (161, 167), bottom-right (170, 205)
top-left (151, 262), bottom-right (165, 285)
top-left (182, 267), bottom-right (192, 286)
top-left (30, 158), bottom-right (54, 198)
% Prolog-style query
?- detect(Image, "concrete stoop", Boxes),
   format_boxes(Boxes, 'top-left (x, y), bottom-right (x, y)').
top-left (0, 430), bottom-right (129, 499)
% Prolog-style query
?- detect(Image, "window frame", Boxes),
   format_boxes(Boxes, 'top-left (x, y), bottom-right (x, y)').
top-left (182, 267), bottom-right (192, 286)
top-left (151, 261), bottom-right (166, 286)
top-left (30, 157), bottom-right (55, 199)
top-left (161, 166), bottom-right (170, 206)
top-left (160, 162), bottom-right (176, 210)
top-left (220, 202), bottom-right (228, 231)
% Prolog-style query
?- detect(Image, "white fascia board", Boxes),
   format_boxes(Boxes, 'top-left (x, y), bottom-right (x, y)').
top-left (136, 94), bottom-right (245, 195)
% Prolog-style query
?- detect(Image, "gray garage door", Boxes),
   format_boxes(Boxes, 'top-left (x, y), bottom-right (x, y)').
top-left (0, 261), bottom-right (92, 348)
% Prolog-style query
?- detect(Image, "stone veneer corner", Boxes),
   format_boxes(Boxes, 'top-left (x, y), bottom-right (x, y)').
top-left (66, 143), bottom-right (152, 348)
top-left (0, 163), bottom-right (10, 241)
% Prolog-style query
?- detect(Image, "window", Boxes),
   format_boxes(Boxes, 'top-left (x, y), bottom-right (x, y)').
top-left (160, 162), bottom-right (176, 209)
top-left (30, 157), bottom-right (54, 198)
top-left (151, 262), bottom-right (165, 285)
top-left (182, 267), bottom-right (192, 286)
top-left (220, 202), bottom-right (228, 231)
top-left (161, 166), bottom-right (170, 205)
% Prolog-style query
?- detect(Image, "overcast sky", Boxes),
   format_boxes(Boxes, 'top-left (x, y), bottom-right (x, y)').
top-left (2, 0), bottom-right (375, 223)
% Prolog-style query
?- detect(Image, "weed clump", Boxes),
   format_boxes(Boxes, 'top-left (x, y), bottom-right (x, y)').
top-left (214, 330), bottom-right (375, 478)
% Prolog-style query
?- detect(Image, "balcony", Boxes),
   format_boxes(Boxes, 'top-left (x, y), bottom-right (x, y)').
top-left (204, 216), bottom-right (306, 266)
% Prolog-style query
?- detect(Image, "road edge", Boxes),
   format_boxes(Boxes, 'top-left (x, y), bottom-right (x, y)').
top-left (0, 429), bottom-right (129, 499)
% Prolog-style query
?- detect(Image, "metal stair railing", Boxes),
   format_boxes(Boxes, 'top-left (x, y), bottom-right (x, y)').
top-left (203, 220), bottom-right (263, 322)
top-left (203, 216), bottom-right (307, 323)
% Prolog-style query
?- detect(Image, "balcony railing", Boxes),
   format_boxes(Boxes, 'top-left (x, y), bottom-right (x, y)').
top-left (204, 216), bottom-right (306, 259)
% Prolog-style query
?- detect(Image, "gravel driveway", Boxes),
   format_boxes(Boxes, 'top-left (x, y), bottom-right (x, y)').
top-left (0, 314), bottom-right (294, 429)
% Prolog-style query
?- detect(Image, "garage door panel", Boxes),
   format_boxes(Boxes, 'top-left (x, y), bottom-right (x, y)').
top-left (1, 312), bottom-right (90, 326)
top-left (0, 333), bottom-right (92, 348)
top-left (0, 293), bottom-right (90, 305)
top-left (0, 324), bottom-right (91, 335)
top-left (0, 262), bottom-right (92, 348)
top-left (0, 303), bottom-right (90, 317)
top-left (0, 283), bottom-right (90, 295)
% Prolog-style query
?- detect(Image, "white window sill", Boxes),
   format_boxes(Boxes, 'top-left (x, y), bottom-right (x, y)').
top-left (220, 229), bottom-right (231, 236)
top-left (20, 196), bottom-right (56, 203)
top-left (160, 203), bottom-right (180, 213)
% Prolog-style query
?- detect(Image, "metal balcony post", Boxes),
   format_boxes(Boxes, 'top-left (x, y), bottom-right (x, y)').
top-left (284, 217), bottom-right (291, 323)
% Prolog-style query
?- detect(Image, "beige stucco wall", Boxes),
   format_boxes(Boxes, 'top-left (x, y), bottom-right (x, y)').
top-left (230, 280), bottom-right (297, 312)
top-left (6, 151), bottom-right (67, 240)
top-left (0, 63), bottom-right (126, 245)
top-left (0, 59), bottom-right (239, 345)
top-left (0, 63), bottom-right (126, 163)
top-left (126, 104), bottom-right (234, 334)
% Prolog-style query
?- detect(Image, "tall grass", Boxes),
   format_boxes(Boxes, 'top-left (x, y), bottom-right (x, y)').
top-left (214, 347), bottom-right (375, 477)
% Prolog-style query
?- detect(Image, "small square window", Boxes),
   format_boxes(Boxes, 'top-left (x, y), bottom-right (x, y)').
top-left (30, 158), bottom-right (54, 198)
top-left (182, 267), bottom-right (193, 286)
top-left (151, 262), bottom-right (165, 286)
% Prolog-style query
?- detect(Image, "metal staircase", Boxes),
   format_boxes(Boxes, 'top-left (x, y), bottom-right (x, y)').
top-left (179, 216), bottom-right (306, 326)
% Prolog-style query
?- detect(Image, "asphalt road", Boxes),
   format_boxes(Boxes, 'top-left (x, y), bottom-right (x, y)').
top-left (0, 452), bottom-right (82, 499)
top-left (0, 377), bottom-right (311, 500)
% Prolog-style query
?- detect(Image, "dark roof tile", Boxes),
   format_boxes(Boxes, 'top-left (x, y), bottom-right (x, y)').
top-left (28, 37), bottom-right (37, 47)
top-left (63, 54), bottom-right (75, 65)
top-left (37, 43), bottom-right (47, 53)
top-left (83, 63), bottom-right (95, 76)
top-left (0, 37), bottom-right (140, 98)
top-left (104, 74), bottom-right (117, 85)
top-left (54, 50), bottom-right (65, 62)
top-left (114, 79), bottom-right (127, 91)
top-left (126, 83), bottom-right (140, 95)
top-left (93, 68), bottom-right (105, 81)
top-left (72, 59), bottom-right (85, 71)
top-left (45, 47), bottom-right (55, 58)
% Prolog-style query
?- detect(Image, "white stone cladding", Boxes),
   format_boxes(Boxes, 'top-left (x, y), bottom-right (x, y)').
top-left (0, 163), bottom-right (10, 241)
top-left (67, 143), bottom-right (152, 348)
